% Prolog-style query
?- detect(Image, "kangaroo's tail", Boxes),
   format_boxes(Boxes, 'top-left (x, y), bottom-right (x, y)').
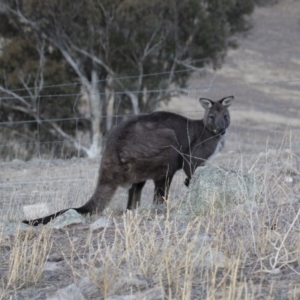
top-left (22, 206), bottom-right (91, 226)
top-left (23, 180), bottom-right (118, 226)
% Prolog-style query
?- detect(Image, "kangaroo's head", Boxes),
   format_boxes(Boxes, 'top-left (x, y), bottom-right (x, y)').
top-left (200, 96), bottom-right (234, 135)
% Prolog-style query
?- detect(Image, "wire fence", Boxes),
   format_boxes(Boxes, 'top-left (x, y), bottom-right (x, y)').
top-left (1, 77), bottom-right (300, 101)
top-left (2, 55), bottom-right (297, 94)
top-left (1, 105), bottom-right (300, 127)
top-left (1, 66), bottom-right (300, 161)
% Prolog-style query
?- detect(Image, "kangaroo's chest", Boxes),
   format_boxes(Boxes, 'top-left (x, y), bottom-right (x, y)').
top-left (207, 133), bottom-right (226, 161)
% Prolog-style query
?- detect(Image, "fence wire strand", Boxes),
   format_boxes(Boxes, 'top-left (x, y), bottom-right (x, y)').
top-left (1, 55), bottom-right (296, 94)
top-left (1, 68), bottom-right (300, 166)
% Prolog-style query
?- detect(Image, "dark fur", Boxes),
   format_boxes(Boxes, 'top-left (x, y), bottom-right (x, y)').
top-left (23, 96), bottom-right (234, 225)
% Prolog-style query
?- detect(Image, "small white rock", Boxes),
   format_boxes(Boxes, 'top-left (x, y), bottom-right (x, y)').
top-left (287, 287), bottom-right (300, 298)
top-left (203, 249), bottom-right (226, 268)
top-left (23, 203), bottom-right (50, 220)
top-left (44, 262), bottom-right (61, 272)
top-left (270, 268), bottom-right (281, 275)
top-left (106, 296), bottom-right (135, 300)
top-left (285, 176), bottom-right (293, 183)
top-left (90, 217), bottom-right (112, 230)
top-left (106, 287), bottom-right (162, 300)
top-left (11, 158), bottom-right (24, 164)
top-left (77, 277), bottom-right (101, 299)
top-left (196, 235), bottom-right (212, 245)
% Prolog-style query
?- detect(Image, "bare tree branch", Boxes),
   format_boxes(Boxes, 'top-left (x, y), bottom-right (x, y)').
top-left (1, 103), bottom-right (37, 118)
top-left (142, 21), bottom-right (164, 60)
top-left (48, 121), bottom-right (90, 155)
top-left (69, 44), bottom-right (115, 77)
top-left (1, 101), bottom-right (91, 156)
top-left (125, 92), bottom-right (139, 115)
top-left (175, 59), bottom-right (206, 73)
top-left (59, 48), bottom-right (92, 91)
top-left (0, 86), bottom-right (31, 108)
top-left (35, 39), bottom-right (46, 98)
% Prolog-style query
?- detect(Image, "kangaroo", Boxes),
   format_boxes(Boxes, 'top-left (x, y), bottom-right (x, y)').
top-left (23, 96), bottom-right (234, 226)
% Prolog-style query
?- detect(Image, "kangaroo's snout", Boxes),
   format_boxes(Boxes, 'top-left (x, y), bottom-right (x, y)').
top-left (214, 128), bottom-right (226, 134)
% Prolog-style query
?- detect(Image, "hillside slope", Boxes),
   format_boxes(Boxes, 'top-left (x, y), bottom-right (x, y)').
top-left (161, 0), bottom-right (300, 152)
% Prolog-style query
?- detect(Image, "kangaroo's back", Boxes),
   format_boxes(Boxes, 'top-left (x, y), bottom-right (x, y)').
top-left (101, 111), bottom-right (196, 184)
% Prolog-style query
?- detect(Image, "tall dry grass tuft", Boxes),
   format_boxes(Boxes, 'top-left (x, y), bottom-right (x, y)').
top-left (81, 205), bottom-right (249, 298)
top-left (5, 226), bottom-right (52, 290)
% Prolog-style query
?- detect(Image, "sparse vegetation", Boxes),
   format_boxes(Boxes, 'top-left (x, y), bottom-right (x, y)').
top-left (1, 134), bottom-right (300, 299)
top-left (5, 226), bottom-right (52, 289)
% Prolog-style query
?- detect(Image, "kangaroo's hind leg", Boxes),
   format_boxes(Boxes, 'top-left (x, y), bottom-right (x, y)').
top-left (127, 181), bottom-right (146, 210)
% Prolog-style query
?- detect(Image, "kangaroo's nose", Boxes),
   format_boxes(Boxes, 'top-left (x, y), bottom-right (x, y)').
top-left (216, 127), bottom-right (226, 134)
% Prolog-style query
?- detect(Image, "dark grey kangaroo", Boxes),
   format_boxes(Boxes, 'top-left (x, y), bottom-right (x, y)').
top-left (23, 96), bottom-right (234, 226)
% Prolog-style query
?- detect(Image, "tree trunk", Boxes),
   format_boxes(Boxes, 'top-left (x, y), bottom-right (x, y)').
top-left (86, 70), bottom-right (105, 158)
top-left (99, 78), bottom-right (108, 150)
top-left (112, 92), bottom-right (140, 129)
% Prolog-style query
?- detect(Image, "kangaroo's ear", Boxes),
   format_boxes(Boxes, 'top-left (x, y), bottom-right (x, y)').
top-left (220, 96), bottom-right (234, 107)
top-left (199, 98), bottom-right (213, 110)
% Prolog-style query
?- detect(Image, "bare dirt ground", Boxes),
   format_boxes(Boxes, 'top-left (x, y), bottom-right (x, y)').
top-left (1, 1), bottom-right (300, 299)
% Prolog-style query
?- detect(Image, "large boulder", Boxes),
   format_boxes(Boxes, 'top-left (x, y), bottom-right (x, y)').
top-left (175, 166), bottom-right (263, 220)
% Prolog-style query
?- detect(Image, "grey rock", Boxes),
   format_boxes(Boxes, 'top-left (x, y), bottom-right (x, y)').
top-left (176, 166), bottom-right (262, 220)
top-left (47, 284), bottom-right (86, 300)
top-left (0, 220), bottom-right (28, 238)
top-left (138, 287), bottom-right (163, 300)
top-left (106, 296), bottom-right (135, 300)
top-left (77, 277), bottom-right (102, 299)
top-left (203, 249), bottom-right (226, 268)
top-left (108, 276), bottom-right (148, 296)
top-left (106, 287), bottom-right (162, 300)
top-left (11, 158), bottom-right (24, 164)
top-left (196, 234), bottom-right (212, 246)
top-left (287, 287), bottom-right (300, 300)
top-left (90, 217), bottom-right (113, 230)
top-left (44, 262), bottom-right (61, 272)
top-left (48, 209), bottom-right (86, 229)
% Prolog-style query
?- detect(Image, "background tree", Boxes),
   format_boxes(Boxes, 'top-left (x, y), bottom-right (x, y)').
top-left (0, 14), bottom-right (88, 159)
top-left (0, 0), bottom-right (255, 159)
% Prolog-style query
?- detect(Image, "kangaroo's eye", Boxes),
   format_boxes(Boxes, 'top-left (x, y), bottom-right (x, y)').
top-left (209, 115), bottom-right (215, 120)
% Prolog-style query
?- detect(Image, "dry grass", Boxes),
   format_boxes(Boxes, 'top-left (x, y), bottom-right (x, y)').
top-left (5, 227), bottom-right (52, 289)
top-left (1, 133), bottom-right (300, 299)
